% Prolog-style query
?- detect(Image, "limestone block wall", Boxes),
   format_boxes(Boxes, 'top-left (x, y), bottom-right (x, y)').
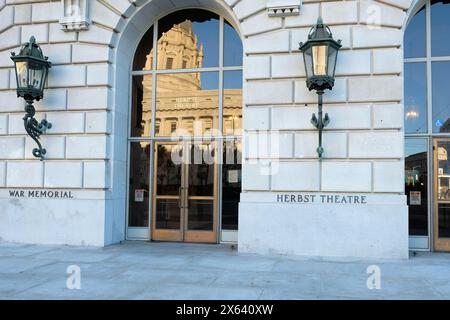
top-left (0, 0), bottom-right (417, 251)
top-left (239, 0), bottom-right (412, 194)
top-left (0, 0), bottom-right (114, 190)
top-left (0, 0), bottom-right (120, 245)
top-left (233, 0), bottom-right (415, 259)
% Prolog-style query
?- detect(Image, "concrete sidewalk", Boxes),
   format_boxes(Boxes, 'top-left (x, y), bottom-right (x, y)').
top-left (0, 241), bottom-right (449, 300)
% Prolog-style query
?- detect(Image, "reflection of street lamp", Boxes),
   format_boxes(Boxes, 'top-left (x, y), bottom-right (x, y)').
top-left (405, 104), bottom-right (419, 120)
top-left (11, 36), bottom-right (52, 160)
top-left (299, 17), bottom-right (341, 159)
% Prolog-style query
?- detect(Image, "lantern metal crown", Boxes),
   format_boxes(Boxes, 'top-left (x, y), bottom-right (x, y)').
top-left (299, 17), bottom-right (342, 92)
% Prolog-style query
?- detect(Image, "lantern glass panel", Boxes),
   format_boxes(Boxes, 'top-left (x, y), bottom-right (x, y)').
top-left (15, 61), bottom-right (28, 89)
top-left (28, 60), bottom-right (45, 91)
top-left (312, 45), bottom-right (328, 76)
top-left (303, 46), bottom-right (313, 78)
top-left (327, 45), bottom-right (338, 78)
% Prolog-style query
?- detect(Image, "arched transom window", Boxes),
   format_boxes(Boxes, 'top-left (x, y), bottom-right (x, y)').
top-left (404, 0), bottom-right (450, 134)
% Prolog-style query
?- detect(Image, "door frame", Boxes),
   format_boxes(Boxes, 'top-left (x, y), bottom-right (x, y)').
top-left (433, 138), bottom-right (450, 251)
top-left (152, 142), bottom-right (184, 242)
top-left (151, 140), bottom-right (219, 243)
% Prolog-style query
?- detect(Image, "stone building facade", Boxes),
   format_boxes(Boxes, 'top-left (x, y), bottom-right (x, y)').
top-left (0, 0), bottom-right (445, 260)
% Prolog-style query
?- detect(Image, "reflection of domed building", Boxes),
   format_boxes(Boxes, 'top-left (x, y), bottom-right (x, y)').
top-left (140, 20), bottom-right (242, 138)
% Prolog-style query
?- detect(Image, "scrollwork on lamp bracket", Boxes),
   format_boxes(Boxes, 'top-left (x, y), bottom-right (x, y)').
top-left (310, 90), bottom-right (330, 160)
top-left (23, 100), bottom-right (52, 160)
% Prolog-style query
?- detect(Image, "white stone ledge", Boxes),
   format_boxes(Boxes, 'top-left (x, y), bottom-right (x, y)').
top-left (239, 201), bottom-right (409, 259)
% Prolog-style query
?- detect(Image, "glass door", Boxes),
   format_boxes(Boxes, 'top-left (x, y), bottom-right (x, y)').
top-left (434, 139), bottom-right (450, 251)
top-left (184, 142), bottom-right (217, 243)
top-left (152, 141), bottom-right (218, 243)
top-left (152, 143), bottom-right (183, 241)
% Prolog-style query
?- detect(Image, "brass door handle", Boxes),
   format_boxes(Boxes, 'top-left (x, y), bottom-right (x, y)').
top-left (178, 187), bottom-right (183, 209)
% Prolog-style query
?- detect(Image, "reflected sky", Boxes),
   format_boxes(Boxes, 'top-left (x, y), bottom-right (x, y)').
top-left (224, 21), bottom-right (243, 67)
top-left (199, 72), bottom-right (219, 90)
top-left (431, 1), bottom-right (450, 57)
top-left (224, 71), bottom-right (243, 89)
top-left (404, 6), bottom-right (426, 59)
top-left (432, 62), bottom-right (450, 133)
top-left (191, 18), bottom-right (219, 68)
top-left (404, 62), bottom-right (427, 133)
top-left (405, 138), bottom-right (428, 158)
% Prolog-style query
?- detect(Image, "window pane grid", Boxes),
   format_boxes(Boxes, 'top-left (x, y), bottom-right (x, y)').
top-left (404, 0), bottom-right (450, 135)
top-left (129, 11), bottom-right (243, 140)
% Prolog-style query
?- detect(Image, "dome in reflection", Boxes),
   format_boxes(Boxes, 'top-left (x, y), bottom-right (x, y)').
top-left (138, 19), bottom-right (242, 138)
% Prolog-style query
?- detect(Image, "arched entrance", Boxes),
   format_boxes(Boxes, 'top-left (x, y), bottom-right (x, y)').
top-left (124, 8), bottom-right (243, 243)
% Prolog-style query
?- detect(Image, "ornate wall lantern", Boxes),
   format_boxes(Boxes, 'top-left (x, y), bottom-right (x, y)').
top-left (299, 17), bottom-right (341, 159)
top-left (11, 36), bottom-right (52, 160)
